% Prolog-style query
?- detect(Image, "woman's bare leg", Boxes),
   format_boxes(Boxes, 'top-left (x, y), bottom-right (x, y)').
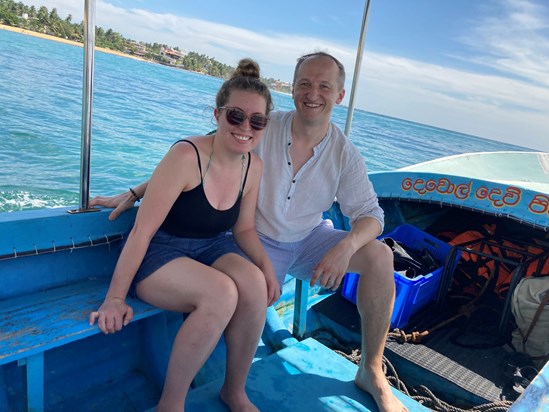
top-left (136, 257), bottom-right (239, 412)
top-left (212, 254), bottom-right (268, 412)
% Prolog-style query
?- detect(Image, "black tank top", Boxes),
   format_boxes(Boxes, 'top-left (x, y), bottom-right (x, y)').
top-left (160, 140), bottom-right (251, 238)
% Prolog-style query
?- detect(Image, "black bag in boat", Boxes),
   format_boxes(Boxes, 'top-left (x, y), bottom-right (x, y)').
top-left (381, 237), bottom-right (439, 278)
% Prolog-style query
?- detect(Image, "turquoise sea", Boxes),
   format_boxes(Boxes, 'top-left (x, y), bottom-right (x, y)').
top-left (0, 29), bottom-right (531, 213)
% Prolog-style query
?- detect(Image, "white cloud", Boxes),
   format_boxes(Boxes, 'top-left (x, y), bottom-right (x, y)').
top-left (352, 50), bottom-right (549, 150)
top-left (459, 0), bottom-right (549, 87)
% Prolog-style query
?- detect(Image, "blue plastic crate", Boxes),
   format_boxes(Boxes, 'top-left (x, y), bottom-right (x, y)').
top-left (341, 224), bottom-right (459, 329)
top-left (341, 272), bottom-right (360, 304)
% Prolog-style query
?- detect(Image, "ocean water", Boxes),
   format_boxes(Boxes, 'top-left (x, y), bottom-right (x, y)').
top-left (0, 29), bottom-right (530, 213)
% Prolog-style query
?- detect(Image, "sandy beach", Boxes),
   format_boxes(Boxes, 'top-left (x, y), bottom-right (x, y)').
top-left (0, 23), bottom-right (149, 63)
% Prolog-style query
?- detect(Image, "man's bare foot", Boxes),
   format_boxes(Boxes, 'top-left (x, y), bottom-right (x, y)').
top-left (355, 364), bottom-right (408, 412)
top-left (219, 386), bottom-right (259, 412)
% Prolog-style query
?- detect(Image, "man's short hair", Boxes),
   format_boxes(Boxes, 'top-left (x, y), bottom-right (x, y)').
top-left (293, 51), bottom-right (346, 90)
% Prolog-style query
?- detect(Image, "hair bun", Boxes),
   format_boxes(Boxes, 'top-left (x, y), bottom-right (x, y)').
top-left (231, 58), bottom-right (260, 79)
top-left (215, 58), bottom-right (272, 114)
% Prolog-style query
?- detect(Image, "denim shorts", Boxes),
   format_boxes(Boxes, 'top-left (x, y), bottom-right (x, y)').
top-left (130, 229), bottom-right (240, 290)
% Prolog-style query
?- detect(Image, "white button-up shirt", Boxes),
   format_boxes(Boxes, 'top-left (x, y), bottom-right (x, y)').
top-left (255, 111), bottom-right (384, 242)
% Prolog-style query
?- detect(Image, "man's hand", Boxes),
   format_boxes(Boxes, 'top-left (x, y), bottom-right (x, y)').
top-left (310, 242), bottom-right (353, 290)
top-left (90, 191), bottom-right (136, 221)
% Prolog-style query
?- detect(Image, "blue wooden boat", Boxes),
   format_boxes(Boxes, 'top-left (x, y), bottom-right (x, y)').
top-left (2, 152), bottom-right (548, 411)
top-left (1, 1), bottom-right (547, 411)
top-left (0, 205), bottom-right (431, 412)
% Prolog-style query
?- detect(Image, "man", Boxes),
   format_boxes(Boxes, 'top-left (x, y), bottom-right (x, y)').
top-left (92, 52), bottom-right (405, 412)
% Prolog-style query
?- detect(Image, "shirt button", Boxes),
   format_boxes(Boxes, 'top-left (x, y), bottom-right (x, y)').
top-left (288, 162), bottom-right (291, 165)
top-left (292, 180), bottom-right (296, 183)
top-left (287, 196), bottom-right (291, 200)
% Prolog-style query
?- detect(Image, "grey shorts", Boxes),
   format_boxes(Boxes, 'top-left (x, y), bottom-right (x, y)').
top-left (131, 229), bottom-right (240, 289)
top-left (256, 220), bottom-right (348, 285)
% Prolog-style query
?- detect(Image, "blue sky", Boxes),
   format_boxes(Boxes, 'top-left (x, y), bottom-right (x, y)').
top-left (20, 0), bottom-right (549, 151)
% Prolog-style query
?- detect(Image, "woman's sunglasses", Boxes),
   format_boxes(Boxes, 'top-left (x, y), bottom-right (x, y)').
top-left (220, 107), bottom-right (269, 131)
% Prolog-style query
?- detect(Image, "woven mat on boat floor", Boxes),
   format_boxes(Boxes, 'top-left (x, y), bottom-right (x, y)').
top-left (313, 293), bottom-right (511, 403)
top-left (384, 334), bottom-right (509, 403)
top-left (388, 304), bottom-right (515, 404)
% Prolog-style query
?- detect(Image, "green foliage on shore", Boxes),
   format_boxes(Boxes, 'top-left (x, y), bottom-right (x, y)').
top-left (0, 0), bottom-right (82, 40)
top-left (0, 0), bottom-right (291, 92)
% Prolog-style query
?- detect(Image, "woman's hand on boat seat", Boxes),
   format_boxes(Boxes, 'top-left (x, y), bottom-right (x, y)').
top-left (90, 191), bottom-right (137, 221)
top-left (89, 297), bottom-right (134, 334)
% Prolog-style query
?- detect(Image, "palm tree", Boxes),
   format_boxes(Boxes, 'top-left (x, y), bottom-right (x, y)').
top-left (37, 5), bottom-right (48, 32)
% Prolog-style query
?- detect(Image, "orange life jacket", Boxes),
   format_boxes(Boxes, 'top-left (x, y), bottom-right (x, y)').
top-left (443, 224), bottom-right (548, 299)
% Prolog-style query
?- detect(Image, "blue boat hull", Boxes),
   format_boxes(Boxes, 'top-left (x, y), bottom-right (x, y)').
top-left (1, 191), bottom-right (547, 411)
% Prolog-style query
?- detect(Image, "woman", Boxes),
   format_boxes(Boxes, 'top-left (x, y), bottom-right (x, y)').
top-left (89, 58), bottom-right (278, 412)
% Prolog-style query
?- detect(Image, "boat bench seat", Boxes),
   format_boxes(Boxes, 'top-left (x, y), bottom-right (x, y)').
top-left (0, 276), bottom-right (163, 412)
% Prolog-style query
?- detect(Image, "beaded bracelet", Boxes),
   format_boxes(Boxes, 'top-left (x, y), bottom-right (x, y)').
top-left (129, 188), bottom-right (141, 201)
